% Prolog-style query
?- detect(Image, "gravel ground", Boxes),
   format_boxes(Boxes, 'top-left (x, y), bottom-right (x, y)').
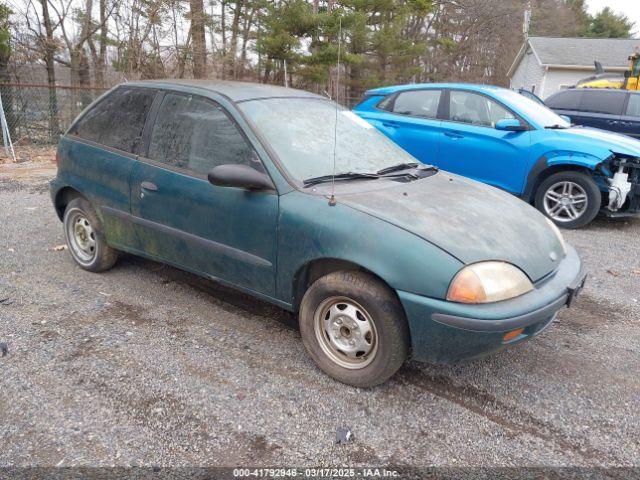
top-left (1, 167), bottom-right (639, 470)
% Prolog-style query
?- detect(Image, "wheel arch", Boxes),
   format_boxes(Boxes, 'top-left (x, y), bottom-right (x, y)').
top-left (523, 156), bottom-right (598, 203)
top-left (291, 258), bottom-right (401, 314)
top-left (54, 187), bottom-right (86, 220)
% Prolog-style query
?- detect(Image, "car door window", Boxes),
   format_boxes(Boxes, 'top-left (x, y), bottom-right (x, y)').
top-left (578, 91), bottom-right (626, 115)
top-left (148, 93), bottom-right (257, 176)
top-left (387, 90), bottom-right (441, 118)
top-left (546, 90), bottom-right (582, 110)
top-left (449, 91), bottom-right (515, 128)
top-left (626, 95), bottom-right (640, 117)
top-left (72, 87), bottom-right (155, 154)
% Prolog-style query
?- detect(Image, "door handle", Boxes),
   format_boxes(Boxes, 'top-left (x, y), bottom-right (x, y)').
top-left (382, 121), bottom-right (400, 128)
top-left (140, 181), bottom-right (158, 191)
top-left (444, 131), bottom-right (463, 139)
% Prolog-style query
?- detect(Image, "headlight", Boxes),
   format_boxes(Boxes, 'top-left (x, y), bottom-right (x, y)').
top-left (447, 262), bottom-right (533, 304)
top-left (545, 217), bottom-right (567, 255)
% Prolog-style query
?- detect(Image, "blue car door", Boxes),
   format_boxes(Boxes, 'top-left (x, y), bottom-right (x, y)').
top-left (129, 91), bottom-right (278, 296)
top-left (437, 89), bottom-right (531, 194)
top-left (355, 89), bottom-right (443, 165)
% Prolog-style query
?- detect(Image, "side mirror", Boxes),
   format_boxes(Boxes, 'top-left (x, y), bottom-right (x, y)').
top-left (560, 115), bottom-right (571, 123)
top-left (495, 119), bottom-right (527, 132)
top-left (208, 164), bottom-right (275, 191)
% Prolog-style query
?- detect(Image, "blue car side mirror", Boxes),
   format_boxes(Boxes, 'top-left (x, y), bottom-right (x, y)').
top-left (495, 119), bottom-right (527, 132)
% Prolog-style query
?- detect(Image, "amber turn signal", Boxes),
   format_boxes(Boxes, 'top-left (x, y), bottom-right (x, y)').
top-left (503, 328), bottom-right (524, 342)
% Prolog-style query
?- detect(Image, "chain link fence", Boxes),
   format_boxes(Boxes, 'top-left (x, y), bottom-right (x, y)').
top-left (0, 84), bottom-right (109, 148)
top-left (0, 83), bottom-right (364, 163)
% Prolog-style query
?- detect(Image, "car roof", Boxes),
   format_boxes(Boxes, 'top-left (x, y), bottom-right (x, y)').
top-left (548, 88), bottom-right (629, 97)
top-left (123, 79), bottom-right (326, 103)
top-left (364, 83), bottom-right (509, 96)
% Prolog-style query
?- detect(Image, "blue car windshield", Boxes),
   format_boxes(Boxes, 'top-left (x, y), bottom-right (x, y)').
top-left (494, 89), bottom-right (571, 128)
top-left (239, 98), bottom-right (419, 181)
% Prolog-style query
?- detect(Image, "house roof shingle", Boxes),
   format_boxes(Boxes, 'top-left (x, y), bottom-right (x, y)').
top-left (528, 36), bottom-right (640, 68)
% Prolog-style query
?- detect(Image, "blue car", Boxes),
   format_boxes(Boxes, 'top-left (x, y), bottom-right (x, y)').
top-left (354, 83), bottom-right (640, 228)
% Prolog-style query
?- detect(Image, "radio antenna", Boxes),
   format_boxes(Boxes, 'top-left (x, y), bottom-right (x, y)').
top-left (328, 16), bottom-right (342, 207)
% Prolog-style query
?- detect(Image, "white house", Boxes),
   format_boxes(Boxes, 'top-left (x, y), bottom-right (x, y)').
top-left (507, 36), bottom-right (639, 99)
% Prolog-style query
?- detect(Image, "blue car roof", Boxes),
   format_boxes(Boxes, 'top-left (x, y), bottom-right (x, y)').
top-left (365, 83), bottom-right (509, 96)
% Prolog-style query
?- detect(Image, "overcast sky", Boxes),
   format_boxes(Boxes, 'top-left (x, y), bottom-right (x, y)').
top-left (586, 0), bottom-right (640, 35)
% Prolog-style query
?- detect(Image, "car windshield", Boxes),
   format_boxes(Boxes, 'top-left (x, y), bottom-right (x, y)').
top-left (239, 98), bottom-right (419, 181)
top-left (494, 89), bottom-right (571, 128)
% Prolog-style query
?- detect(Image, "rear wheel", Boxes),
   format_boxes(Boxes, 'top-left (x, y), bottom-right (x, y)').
top-left (63, 198), bottom-right (118, 272)
top-left (299, 271), bottom-right (409, 387)
top-left (535, 171), bottom-right (601, 229)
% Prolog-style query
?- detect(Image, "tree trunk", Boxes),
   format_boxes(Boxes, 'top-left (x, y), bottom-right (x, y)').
top-left (190, 0), bottom-right (207, 78)
top-left (40, 0), bottom-right (59, 141)
top-left (221, 0), bottom-right (227, 79)
top-left (96, 0), bottom-right (107, 86)
top-left (0, 15), bottom-right (15, 138)
top-left (239, 6), bottom-right (255, 78)
top-left (229, 0), bottom-right (245, 79)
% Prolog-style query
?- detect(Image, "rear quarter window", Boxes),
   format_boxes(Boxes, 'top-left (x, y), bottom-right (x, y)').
top-left (71, 87), bottom-right (156, 154)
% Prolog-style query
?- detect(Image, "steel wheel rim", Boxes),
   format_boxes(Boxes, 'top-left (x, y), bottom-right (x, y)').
top-left (66, 210), bottom-right (97, 264)
top-left (313, 296), bottom-right (378, 370)
top-left (543, 181), bottom-right (588, 223)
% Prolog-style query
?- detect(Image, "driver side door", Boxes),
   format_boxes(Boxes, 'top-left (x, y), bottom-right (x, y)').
top-left (130, 91), bottom-right (278, 296)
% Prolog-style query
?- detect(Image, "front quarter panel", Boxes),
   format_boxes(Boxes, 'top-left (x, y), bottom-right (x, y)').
top-left (527, 129), bottom-right (615, 173)
top-left (276, 191), bottom-right (463, 305)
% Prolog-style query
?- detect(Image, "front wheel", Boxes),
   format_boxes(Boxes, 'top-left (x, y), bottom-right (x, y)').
top-left (299, 271), bottom-right (409, 387)
top-left (534, 171), bottom-right (601, 229)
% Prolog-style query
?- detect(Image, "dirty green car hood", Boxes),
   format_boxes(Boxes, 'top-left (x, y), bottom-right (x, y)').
top-left (339, 172), bottom-right (564, 282)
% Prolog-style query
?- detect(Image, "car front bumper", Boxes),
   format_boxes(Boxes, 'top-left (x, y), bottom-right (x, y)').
top-left (397, 245), bottom-right (585, 363)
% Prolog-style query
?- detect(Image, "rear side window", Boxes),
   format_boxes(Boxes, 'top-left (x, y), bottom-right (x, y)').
top-left (384, 90), bottom-right (441, 118)
top-left (546, 90), bottom-right (582, 110)
top-left (147, 92), bottom-right (256, 176)
top-left (72, 87), bottom-right (155, 154)
top-left (579, 91), bottom-right (626, 115)
top-left (626, 95), bottom-right (640, 117)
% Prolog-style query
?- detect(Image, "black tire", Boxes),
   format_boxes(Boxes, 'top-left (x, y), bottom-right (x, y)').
top-left (299, 271), bottom-right (410, 387)
top-left (534, 171), bottom-right (601, 229)
top-left (63, 197), bottom-right (118, 272)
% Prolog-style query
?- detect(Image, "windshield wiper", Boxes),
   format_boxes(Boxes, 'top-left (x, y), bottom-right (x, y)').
top-left (303, 172), bottom-right (380, 187)
top-left (376, 162), bottom-right (419, 175)
top-left (545, 124), bottom-right (569, 130)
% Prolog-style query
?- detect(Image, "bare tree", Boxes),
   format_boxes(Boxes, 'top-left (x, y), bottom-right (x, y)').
top-left (190, 0), bottom-right (207, 77)
top-left (40, 0), bottom-right (60, 138)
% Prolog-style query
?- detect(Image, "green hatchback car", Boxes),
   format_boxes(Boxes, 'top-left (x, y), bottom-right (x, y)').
top-left (51, 80), bottom-right (586, 387)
